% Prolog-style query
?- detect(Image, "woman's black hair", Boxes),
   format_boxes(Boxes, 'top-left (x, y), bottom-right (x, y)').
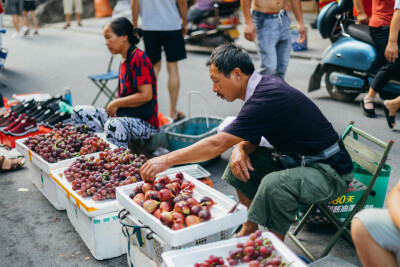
top-left (106, 17), bottom-right (143, 45)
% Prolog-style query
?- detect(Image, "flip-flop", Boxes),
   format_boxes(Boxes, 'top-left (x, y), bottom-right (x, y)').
top-left (383, 102), bottom-right (395, 129)
top-left (0, 156), bottom-right (26, 172)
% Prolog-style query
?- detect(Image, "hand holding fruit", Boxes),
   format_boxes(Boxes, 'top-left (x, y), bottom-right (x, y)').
top-left (140, 155), bottom-right (171, 183)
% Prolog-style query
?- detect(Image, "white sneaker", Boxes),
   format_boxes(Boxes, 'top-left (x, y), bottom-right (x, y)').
top-left (12, 32), bottom-right (21, 38)
top-left (21, 26), bottom-right (29, 36)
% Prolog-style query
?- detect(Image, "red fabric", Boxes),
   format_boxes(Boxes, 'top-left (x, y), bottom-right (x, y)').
top-left (319, 0), bottom-right (336, 10)
top-left (369, 0), bottom-right (395, 27)
top-left (0, 4), bottom-right (3, 15)
top-left (353, 0), bottom-right (372, 17)
top-left (118, 49), bottom-right (158, 128)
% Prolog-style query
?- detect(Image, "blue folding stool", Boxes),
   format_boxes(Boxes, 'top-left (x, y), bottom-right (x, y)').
top-left (88, 55), bottom-right (119, 107)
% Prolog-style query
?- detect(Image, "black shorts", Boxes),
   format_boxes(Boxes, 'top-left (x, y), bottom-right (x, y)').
top-left (23, 0), bottom-right (36, 11)
top-left (5, 0), bottom-right (23, 15)
top-left (143, 30), bottom-right (186, 64)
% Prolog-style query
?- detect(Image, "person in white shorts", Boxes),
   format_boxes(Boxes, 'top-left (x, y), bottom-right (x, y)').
top-left (352, 181), bottom-right (400, 266)
top-left (62, 0), bottom-right (82, 29)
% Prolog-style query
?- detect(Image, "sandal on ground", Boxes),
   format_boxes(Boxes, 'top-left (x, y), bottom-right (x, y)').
top-left (383, 101), bottom-right (396, 129)
top-left (361, 98), bottom-right (375, 117)
top-left (0, 155), bottom-right (26, 172)
top-left (172, 111), bottom-right (185, 123)
top-left (63, 23), bottom-right (70, 29)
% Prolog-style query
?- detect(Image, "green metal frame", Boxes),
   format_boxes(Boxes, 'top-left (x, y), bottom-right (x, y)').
top-left (288, 121), bottom-right (394, 262)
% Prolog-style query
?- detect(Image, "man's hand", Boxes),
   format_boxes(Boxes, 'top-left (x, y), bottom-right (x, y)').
top-left (297, 24), bottom-right (307, 43)
top-left (243, 21), bottom-right (257, 42)
top-left (182, 24), bottom-right (188, 37)
top-left (385, 41), bottom-right (399, 63)
top-left (357, 13), bottom-right (370, 25)
top-left (230, 146), bottom-right (254, 182)
top-left (140, 155), bottom-right (170, 183)
top-left (106, 99), bottom-right (119, 117)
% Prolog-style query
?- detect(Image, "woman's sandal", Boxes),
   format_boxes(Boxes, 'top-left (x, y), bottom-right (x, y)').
top-left (0, 156), bottom-right (26, 172)
top-left (383, 101), bottom-right (396, 129)
top-left (361, 98), bottom-right (375, 117)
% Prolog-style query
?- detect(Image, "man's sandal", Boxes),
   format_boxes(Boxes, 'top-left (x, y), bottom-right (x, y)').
top-left (0, 156), bottom-right (26, 172)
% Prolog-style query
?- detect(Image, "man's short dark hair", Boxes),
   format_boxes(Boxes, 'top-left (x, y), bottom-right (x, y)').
top-left (206, 43), bottom-right (255, 77)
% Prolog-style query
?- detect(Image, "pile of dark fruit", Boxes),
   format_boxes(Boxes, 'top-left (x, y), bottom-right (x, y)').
top-left (129, 172), bottom-right (216, 231)
top-left (63, 147), bottom-right (147, 201)
top-left (23, 123), bottom-right (109, 163)
top-left (195, 230), bottom-right (290, 267)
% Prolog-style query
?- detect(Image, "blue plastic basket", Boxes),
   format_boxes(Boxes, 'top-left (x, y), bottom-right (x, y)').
top-left (165, 116), bottom-right (223, 165)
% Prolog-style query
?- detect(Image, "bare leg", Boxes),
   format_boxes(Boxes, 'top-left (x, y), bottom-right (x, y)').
top-left (363, 87), bottom-right (378, 109)
top-left (153, 61), bottom-right (161, 79)
top-left (64, 14), bottom-right (71, 29)
top-left (76, 13), bottom-right (81, 26)
top-left (166, 61), bottom-right (180, 119)
top-left (23, 11), bottom-right (29, 28)
top-left (31, 11), bottom-right (39, 32)
top-left (384, 96), bottom-right (400, 116)
top-left (12, 15), bottom-right (21, 32)
top-left (351, 218), bottom-right (398, 267)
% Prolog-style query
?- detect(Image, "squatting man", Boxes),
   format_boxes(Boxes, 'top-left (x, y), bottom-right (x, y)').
top-left (140, 44), bottom-right (353, 240)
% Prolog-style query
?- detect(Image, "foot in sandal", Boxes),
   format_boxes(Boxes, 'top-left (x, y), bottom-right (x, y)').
top-left (0, 155), bottom-right (26, 172)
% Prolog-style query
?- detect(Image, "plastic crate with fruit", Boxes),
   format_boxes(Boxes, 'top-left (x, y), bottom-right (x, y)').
top-left (162, 231), bottom-right (308, 267)
top-left (116, 171), bottom-right (247, 247)
top-left (120, 212), bottom-right (234, 266)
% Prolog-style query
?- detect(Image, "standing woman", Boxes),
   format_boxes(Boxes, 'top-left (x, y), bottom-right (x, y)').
top-left (73, 17), bottom-right (159, 147)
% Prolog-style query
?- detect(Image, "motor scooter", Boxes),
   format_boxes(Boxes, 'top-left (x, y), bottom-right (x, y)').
top-left (308, 0), bottom-right (400, 102)
top-left (185, 0), bottom-right (240, 47)
top-left (0, 27), bottom-right (7, 72)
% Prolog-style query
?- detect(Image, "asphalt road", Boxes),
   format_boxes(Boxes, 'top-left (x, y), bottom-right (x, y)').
top-left (0, 17), bottom-right (399, 267)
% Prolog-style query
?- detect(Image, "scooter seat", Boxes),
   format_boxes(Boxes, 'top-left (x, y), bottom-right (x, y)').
top-left (347, 24), bottom-right (376, 47)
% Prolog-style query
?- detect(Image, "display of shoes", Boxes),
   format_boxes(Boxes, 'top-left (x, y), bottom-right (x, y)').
top-left (0, 113), bottom-right (18, 129)
top-left (1, 114), bottom-right (26, 134)
top-left (0, 112), bottom-right (16, 124)
top-left (45, 112), bottom-right (72, 128)
top-left (7, 117), bottom-right (39, 136)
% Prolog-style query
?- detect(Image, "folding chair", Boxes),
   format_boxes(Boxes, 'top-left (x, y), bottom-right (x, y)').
top-left (88, 55), bottom-right (119, 107)
top-left (287, 121), bottom-right (394, 262)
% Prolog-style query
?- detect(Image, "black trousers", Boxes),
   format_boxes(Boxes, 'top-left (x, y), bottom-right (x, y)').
top-left (369, 26), bottom-right (400, 93)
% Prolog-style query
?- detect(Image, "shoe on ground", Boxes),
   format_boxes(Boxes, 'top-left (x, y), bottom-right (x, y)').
top-left (12, 31), bottom-right (23, 38)
top-left (8, 117), bottom-right (38, 136)
top-left (1, 114), bottom-right (26, 134)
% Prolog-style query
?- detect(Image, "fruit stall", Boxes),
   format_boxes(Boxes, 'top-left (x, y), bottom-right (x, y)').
top-left (3, 95), bottom-right (310, 266)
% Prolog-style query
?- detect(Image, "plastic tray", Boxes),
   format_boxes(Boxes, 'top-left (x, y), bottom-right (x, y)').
top-left (159, 164), bottom-right (210, 179)
top-left (162, 231), bottom-right (308, 267)
top-left (116, 172), bottom-right (247, 247)
top-left (15, 134), bottom-right (116, 174)
top-left (122, 213), bottom-right (233, 266)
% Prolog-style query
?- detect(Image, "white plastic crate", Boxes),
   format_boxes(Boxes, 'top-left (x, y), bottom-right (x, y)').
top-left (50, 167), bottom-right (125, 217)
top-left (29, 162), bottom-right (67, 210)
top-left (121, 213), bottom-right (233, 266)
top-left (116, 171), bottom-right (247, 247)
top-left (159, 164), bottom-right (210, 179)
top-left (65, 198), bottom-right (127, 260)
top-left (162, 232), bottom-right (308, 267)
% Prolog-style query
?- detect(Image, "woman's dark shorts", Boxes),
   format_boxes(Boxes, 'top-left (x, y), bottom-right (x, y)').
top-left (23, 0), bottom-right (36, 11)
top-left (5, 0), bottom-right (23, 15)
top-left (143, 30), bottom-right (187, 64)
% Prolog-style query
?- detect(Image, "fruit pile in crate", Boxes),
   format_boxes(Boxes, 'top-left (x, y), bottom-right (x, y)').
top-left (23, 123), bottom-right (109, 163)
top-left (63, 147), bottom-right (147, 201)
top-left (162, 231), bottom-right (307, 267)
top-left (129, 172), bottom-right (216, 230)
top-left (195, 230), bottom-right (290, 267)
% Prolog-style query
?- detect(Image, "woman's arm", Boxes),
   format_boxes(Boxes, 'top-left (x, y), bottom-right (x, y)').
top-left (388, 181), bottom-right (400, 230)
top-left (106, 84), bottom-right (153, 117)
top-left (385, 9), bottom-right (400, 63)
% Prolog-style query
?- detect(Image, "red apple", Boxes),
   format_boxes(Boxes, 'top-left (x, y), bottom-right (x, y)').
top-left (153, 182), bottom-right (165, 191)
top-left (172, 195), bottom-right (183, 206)
top-left (133, 193), bottom-right (145, 205)
top-left (198, 209), bottom-right (211, 222)
top-left (171, 178), bottom-right (182, 185)
top-left (185, 215), bottom-right (200, 227)
top-left (171, 182), bottom-right (181, 194)
top-left (159, 188), bottom-right (174, 202)
top-left (160, 211), bottom-right (173, 225)
top-left (174, 201), bottom-right (190, 215)
top-left (158, 175), bottom-right (171, 185)
top-left (159, 201), bottom-right (172, 212)
top-left (175, 172), bottom-right (184, 180)
top-left (143, 199), bottom-right (160, 213)
top-left (186, 197), bottom-right (199, 208)
top-left (142, 183), bottom-right (154, 194)
top-left (165, 184), bottom-right (178, 195)
top-left (190, 204), bottom-right (202, 216)
top-left (145, 190), bottom-right (160, 201)
top-left (171, 211), bottom-right (185, 224)
top-left (153, 208), bottom-right (161, 219)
